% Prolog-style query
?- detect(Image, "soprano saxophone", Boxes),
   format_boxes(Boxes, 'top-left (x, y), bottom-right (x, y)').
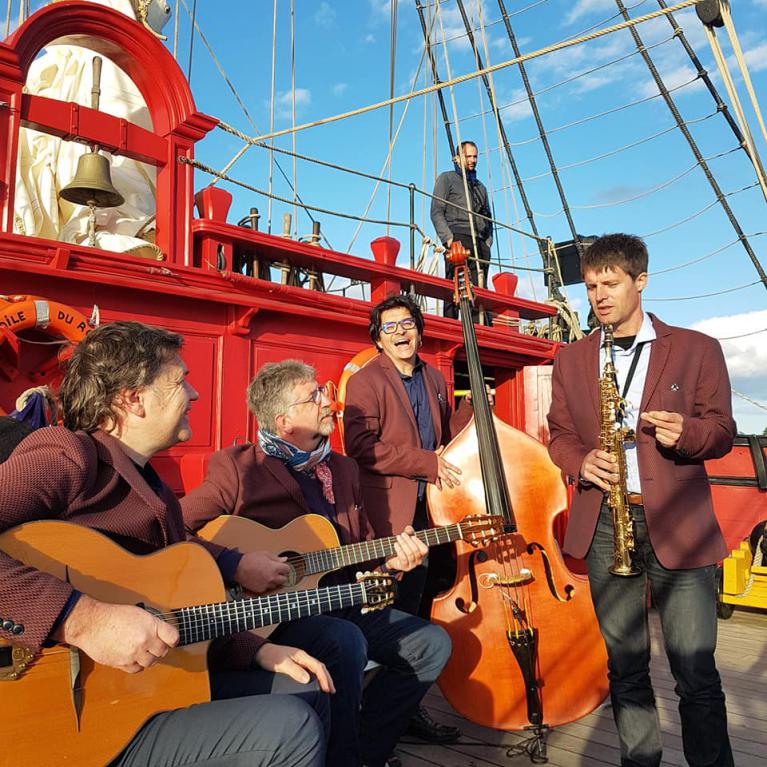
top-left (600, 324), bottom-right (641, 577)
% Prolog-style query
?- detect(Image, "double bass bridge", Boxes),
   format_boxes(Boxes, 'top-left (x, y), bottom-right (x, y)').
top-left (478, 569), bottom-right (534, 589)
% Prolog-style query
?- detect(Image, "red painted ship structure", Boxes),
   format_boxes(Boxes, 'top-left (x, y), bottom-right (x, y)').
top-left (0, 3), bottom-right (763, 559)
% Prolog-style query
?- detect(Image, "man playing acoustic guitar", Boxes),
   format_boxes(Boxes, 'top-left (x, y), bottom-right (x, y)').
top-left (182, 359), bottom-right (452, 767)
top-left (0, 321), bottom-right (328, 767)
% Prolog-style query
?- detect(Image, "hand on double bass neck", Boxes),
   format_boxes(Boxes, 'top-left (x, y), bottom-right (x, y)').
top-left (54, 593), bottom-right (179, 674)
top-left (435, 446), bottom-right (461, 490)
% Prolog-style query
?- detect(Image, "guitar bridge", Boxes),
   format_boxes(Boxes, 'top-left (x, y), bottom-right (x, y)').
top-left (0, 640), bottom-right (36, 681)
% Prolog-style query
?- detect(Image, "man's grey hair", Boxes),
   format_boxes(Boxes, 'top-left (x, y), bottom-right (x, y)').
top-left (247, 359), bottom-right (316, 433)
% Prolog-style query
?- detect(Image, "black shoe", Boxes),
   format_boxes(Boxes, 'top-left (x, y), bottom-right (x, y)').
top-left (405, 705), bottom-right (460, 744)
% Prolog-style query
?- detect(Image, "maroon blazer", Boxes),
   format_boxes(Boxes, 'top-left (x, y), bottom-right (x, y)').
top-left (547, 314), bottom-right (736, 569)
top-left (343, 352), bottom-right (470, 536)
top-left (0, 427), bottom-right (264, 668)
top-left (181, 444), bottom-right (373, 546)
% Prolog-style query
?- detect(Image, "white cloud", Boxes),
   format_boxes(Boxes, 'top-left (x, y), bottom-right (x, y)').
top-left (564, 0), bottom-right (615, 26)
top-left (728, 42), bottom-right (767, 74)
top-left (364, 33), bottom-right (376, 44)
top-left (274, 88), bottom-right (312, 119)
top-left (637, 64), bottom-right (704, 98)
top-left (692, 310), bottom-right (767, 380)
top-left (314, 2), bottom-right (336, 29)
top-left (692, 310), bottom-right (767, 434)
top-left (332, 82), bottom-right (348, 96)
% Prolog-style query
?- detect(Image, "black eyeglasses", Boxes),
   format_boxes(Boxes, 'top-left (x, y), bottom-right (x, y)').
top-left (380, 317), bottom-right (417, 334)
top-left (287, 384), bottom-right (329, 409)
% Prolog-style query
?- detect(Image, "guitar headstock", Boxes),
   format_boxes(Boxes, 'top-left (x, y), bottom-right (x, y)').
top-left (460, 514), bottom-right (506, 546)
top-left (356, 571), bottom-right (396, 613)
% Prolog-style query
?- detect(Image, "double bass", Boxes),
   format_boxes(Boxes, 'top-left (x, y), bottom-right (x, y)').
top-left (428, 243), bottom-right (608, 755)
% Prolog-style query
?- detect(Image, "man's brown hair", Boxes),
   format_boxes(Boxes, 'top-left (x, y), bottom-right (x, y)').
top-left (60, 321), bottom-right (183, 431)
top-left (580, 233), bottom-right (649, 280)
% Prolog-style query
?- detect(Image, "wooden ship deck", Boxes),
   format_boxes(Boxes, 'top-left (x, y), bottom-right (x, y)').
top-left (398, 608), bottom-right (766, 766)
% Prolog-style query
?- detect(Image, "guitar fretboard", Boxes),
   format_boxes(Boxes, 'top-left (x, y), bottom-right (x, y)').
top-left (300, 523), bottom-right (465, 575)
top-left (175, 582), bottom-right (372, 645)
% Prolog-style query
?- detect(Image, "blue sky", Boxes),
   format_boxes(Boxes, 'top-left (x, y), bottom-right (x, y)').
top-left (9, 0), bottom-right (767, 432)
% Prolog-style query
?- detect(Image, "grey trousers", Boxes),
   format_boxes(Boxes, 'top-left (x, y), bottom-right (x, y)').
top-left (115, 678), bottom-right (327, 767)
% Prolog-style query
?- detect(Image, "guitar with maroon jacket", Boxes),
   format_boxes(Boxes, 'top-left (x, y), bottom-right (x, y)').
top-left (0, 520), bottom-right (394, 767)
top-left (197, 512), bottom-right (504, 635)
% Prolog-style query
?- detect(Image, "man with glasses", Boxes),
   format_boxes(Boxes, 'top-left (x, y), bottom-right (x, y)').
top-left (343, 294), bottom-right (470, 744)
top-left (182, 359), bottom-right (452, 767)
top-left (430, 140), bottom-right (493, 319)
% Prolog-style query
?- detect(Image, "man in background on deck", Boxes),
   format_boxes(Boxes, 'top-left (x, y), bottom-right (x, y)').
top-left (546, 233), bottom-right (735, 767)
top-left (0, 321), bottom-right (328, 767)
top-left (430, 140), bottom-right (494, 320)
top-left (182, 359), bottom-right (452, 767)
top-left (343, 294), bottom-right (471, 744)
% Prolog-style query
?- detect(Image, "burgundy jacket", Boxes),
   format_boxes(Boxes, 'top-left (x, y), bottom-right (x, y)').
top-left (547, 314), bottom-right (736, 569)
top-left (0, 427), bottom-right (264, 667)
top-left (342, 352), bottom-right (470, 537)
top-left (181, 444), bottom-right (373, 546)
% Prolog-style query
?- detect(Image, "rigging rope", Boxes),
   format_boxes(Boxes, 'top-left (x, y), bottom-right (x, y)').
top-left (703, 5), bottom-right (767, 203)
top-left (644, 280), bottom-right (762, 301)
top-left (219, 0), bottom-right (707, 145)
top-left (642, 183), bottom-right (758, 240)
top-left (172, 0), bottom-right (180, 59)
top-left (458, 35), bottom-right (677, 127)
top-left (511, 76), bottom-right (697, 148)
top-left (178, 156), bottom-right (422, 231)
top-left (177, 0), bottom-right (331, 248)
top-left (516, 112), bottom-right (718, 183)
top-left (267, 0), bottom-right (277, 234)
top-left (651, 231), bottom-right (766, 275)
top-left (612, 0), bottom-right (767, 292)
top-left (386, 0), bottom-right (398, 230)
top-left (496, 0), bottom-right (581, 272)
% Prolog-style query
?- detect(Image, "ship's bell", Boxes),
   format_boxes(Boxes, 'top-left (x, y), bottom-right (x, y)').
top-left (60, 150), bottom-right (124, 208)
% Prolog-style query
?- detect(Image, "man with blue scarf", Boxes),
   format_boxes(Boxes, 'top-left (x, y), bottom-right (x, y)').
top-left (430, 140), bottom-right (493, 319)
top-left (182, 360), bottom-right (452, 767)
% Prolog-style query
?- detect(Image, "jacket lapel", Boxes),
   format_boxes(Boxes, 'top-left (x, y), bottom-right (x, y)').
top-left (328, 453), bottom-right (359, 543)
top-left (640, 314), bottom-right (672, 412)
top-left (378, 354), bottom-right (419, 438)
top-left (90, 431), bottom-right (172, 546)
top-left (260, 449), bottom-right (312, 514)
top-left (422, 364), bottom-right (443, 445)
top-left (587, 330), bottom-right (602, 419)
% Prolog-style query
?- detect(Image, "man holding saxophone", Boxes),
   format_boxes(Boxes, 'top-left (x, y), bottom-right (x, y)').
top-left (547, 234), bottom-right (735, 767)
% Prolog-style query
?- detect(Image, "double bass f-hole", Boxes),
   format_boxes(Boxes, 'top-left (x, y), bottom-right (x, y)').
top-left (526, 542), bottom-right (575, 602)
top-left (455, 549), bottom-right (488, 614)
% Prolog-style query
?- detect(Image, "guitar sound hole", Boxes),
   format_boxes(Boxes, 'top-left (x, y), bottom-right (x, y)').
top-left (0, 645), bottom-right (12, 668)
top-left (280, 551), bottom-right (305, 587)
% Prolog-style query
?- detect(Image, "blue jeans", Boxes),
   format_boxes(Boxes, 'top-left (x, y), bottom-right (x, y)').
top-left (270, 606), bottom-right (451, 767)
top-left (585, 503), bottom-right (733, 767)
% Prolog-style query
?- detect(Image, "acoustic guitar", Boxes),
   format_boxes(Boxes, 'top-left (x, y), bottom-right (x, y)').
top-left (197, 512), bottom-right (504, 637)
top-left (0, 520), bottom-right (394, 767)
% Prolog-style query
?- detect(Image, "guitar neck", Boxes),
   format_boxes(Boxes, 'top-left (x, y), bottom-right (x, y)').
top-left (301, 523), bottom-right (465, 575)
top-left (174, 581), bottom-right (371, 646)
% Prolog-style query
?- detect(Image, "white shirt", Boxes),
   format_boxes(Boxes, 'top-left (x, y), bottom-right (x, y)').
top-left (599, 312), bottom-right (656, 493)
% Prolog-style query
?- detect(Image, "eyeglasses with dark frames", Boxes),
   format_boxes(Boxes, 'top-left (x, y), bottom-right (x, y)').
top-left (380, 317), bottom-right (417, 335)
top-left (286, 384), bottom-right (329, 409)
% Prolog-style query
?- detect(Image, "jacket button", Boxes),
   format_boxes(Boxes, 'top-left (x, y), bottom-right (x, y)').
top-left (11, 624), bottom-right (24, 635)
top-left (2, 620), bottom-right (13, 632)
